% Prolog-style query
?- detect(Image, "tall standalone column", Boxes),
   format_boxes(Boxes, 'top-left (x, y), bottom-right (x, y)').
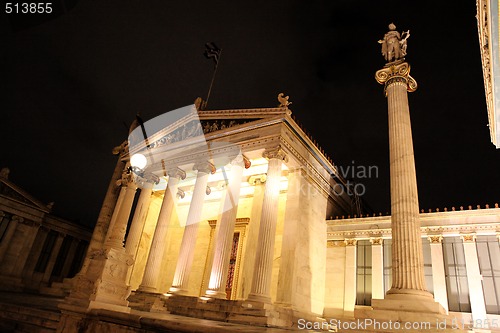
top-left (138, 167), bottom-right (185, 293)
top-left (247, 147), bottom-right (287, 303)
top-left (170, 162), bottom-right (214, 295)
top-left (375, 62), bottom-right (432, 301)
top-left (205, 155), bottom-right (246, 299)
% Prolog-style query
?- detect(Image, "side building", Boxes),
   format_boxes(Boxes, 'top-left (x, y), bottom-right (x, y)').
top-left (0, 168), bottom-right (91, 295)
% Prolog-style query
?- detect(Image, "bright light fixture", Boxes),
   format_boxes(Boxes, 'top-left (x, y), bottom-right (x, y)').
top-left (130, 153), bottom-right (147, 170)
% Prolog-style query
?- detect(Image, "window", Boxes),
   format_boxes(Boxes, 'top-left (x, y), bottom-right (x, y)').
top-left (356, 240), bottom-right (372, 305)
top-left (443, 237), bottom-right (471, 312)
top-left (476, 235), bottom-right (500, 315)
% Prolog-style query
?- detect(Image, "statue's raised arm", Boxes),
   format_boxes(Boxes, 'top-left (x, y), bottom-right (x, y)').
top-left (379, 23), bottom-right (408, 63)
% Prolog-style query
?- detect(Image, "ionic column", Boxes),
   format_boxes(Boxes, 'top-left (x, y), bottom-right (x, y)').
top-left (125, 180), bottom-right (155, 257)
top-left (247, 147), bottom-right (287, 303)
top-left (370, 237), bottom-right (384, 300)
top-left (138, 167), bottom-right (185, 293)
top-left (461, 234), bottom-right (488, 326)
top-left (105, 169), bottom-right (138, 250)
top-left (344, 239), bottom-right (357, 316)
top-left (375, 62), bottom-right (432, 301)
top-left (205, 155), bottom-right (246, 299)
top-left (428, 235), bottom-right (448, 312)
top-left (170, 162), bottom-right (214, 295)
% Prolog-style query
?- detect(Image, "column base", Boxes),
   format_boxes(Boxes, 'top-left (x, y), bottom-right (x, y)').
top-left (352, 296), bottom-right (469, 332)
top-left (169, 286), bottom-right (190, 296)
top-left (136, 285), bottom-right (158, 294)
top-left (204, 289), bottom-right (227, 299)
top-left (245, 292), bottom-right (271, 304)
top-left (386, 288), bottom-right (435, 301)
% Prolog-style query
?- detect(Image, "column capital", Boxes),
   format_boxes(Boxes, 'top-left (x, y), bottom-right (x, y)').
top-left (263, 146), bottom-right (288, 162)
top-left (370, 237), bottom-right (383, 245)
top-left (135, 172), bottom-right (160, 189)
top-left (177, 188), bottom-right (185, 199)
top-left (460, 233), bottom-right (477, 243)
top-left (327, 240), bottom-right (345, 248)
top-left (248, 174), bottom-right (267, 185)
top-left (344, 238), bottom-right (357, 246)
top-left (427, 235), bottom-right (443, 244)
top-left (167, 167), bottom-right (187, 180)
top-left (117, 168), bottom-right (137, 188)
top-left (193, 161), bottom-right (216, 174)
top-left (375, 62), bottom-right (417, 94)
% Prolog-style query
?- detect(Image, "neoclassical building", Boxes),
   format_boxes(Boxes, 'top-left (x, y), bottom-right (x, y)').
top-left (54, 100), bottom-right (500, 332)
top-left (0, 168), bottom-right (91, 295)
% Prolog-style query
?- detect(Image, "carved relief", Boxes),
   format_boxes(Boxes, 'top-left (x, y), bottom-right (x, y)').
top-left (427, 235), bottom-right (443, 244)
top-left (370, 237), bottom-right (383, 245)
top-left (460, 234), bottom-right (476, 243)
top-left (344, 238), bottom-right (357, 246)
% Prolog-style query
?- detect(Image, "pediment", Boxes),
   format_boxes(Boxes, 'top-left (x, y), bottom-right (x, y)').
top-left (0, 178), bottom-right (50, 212)
top-left (130, 106), bottom-right (287, 154)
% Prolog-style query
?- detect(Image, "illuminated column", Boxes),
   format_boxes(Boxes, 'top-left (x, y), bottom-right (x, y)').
top-left (461, 234), bottom-right (487, 326)
top-left (370, 238), bottom-right (384, 300)
top-left (125, 180), bottom-right (155, 257)
top-left (205, 155), bottom-right (246, 299)
top-left (124, 178), bottom-right (155, 285)
top-left (375, 62), bottom-right (432, 301)
top-left (170, 162), bottom-right (214, 295)
top-left (247, 147), bottom-right (287, 303)
top-left (138, 168), bottom-right (185, 293)
top-left (105, 170), bottom-right (138, 250)
top-left (344, 239), bottom-right (357, 316)
top-left (428, 235), bottom-right (449, 312)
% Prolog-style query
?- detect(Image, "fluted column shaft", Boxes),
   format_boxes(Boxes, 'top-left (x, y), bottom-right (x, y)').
top-left (376, 62), bottom-right (431, 299)
top-left (125, 185), bottom-right (153, 257)
top-left (170, 163), bottom-right (213, 294)
top-left (139, 168), bottom-right (185, 293)
top-left (105, 173), bottom-right (138, 250)
top-left (205, 156), bottom-right (245, 298)
top-left (247, 148), bottom-right (287, 303)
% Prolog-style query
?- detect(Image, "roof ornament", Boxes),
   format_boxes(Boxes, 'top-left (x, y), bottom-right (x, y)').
top-left (378, 23), bottom-right (410, 63)
top-left (278, 93), bottom-right (292, 108)
top-left (0, 167), bottom-right (9, 179)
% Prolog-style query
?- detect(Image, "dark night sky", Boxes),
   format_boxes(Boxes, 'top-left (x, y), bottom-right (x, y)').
top-left (1, 1), bottom-right (499, 227)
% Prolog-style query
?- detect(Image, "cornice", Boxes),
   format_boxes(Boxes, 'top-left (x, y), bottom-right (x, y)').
top-left (477, 0), bottom-right (498, 146)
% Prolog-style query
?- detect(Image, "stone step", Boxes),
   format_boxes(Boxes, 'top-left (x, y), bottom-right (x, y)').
top-left (0, 302), bottom-right (60, 332)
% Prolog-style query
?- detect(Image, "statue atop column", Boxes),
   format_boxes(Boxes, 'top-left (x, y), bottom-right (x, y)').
top-left (378, 23), bottom-right (410, 63)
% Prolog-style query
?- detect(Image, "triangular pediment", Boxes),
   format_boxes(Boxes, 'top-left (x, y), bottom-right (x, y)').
top-left (130, 106), bottom-right (288, 154)
top-left (0, 178), bottom-right (51, 212)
